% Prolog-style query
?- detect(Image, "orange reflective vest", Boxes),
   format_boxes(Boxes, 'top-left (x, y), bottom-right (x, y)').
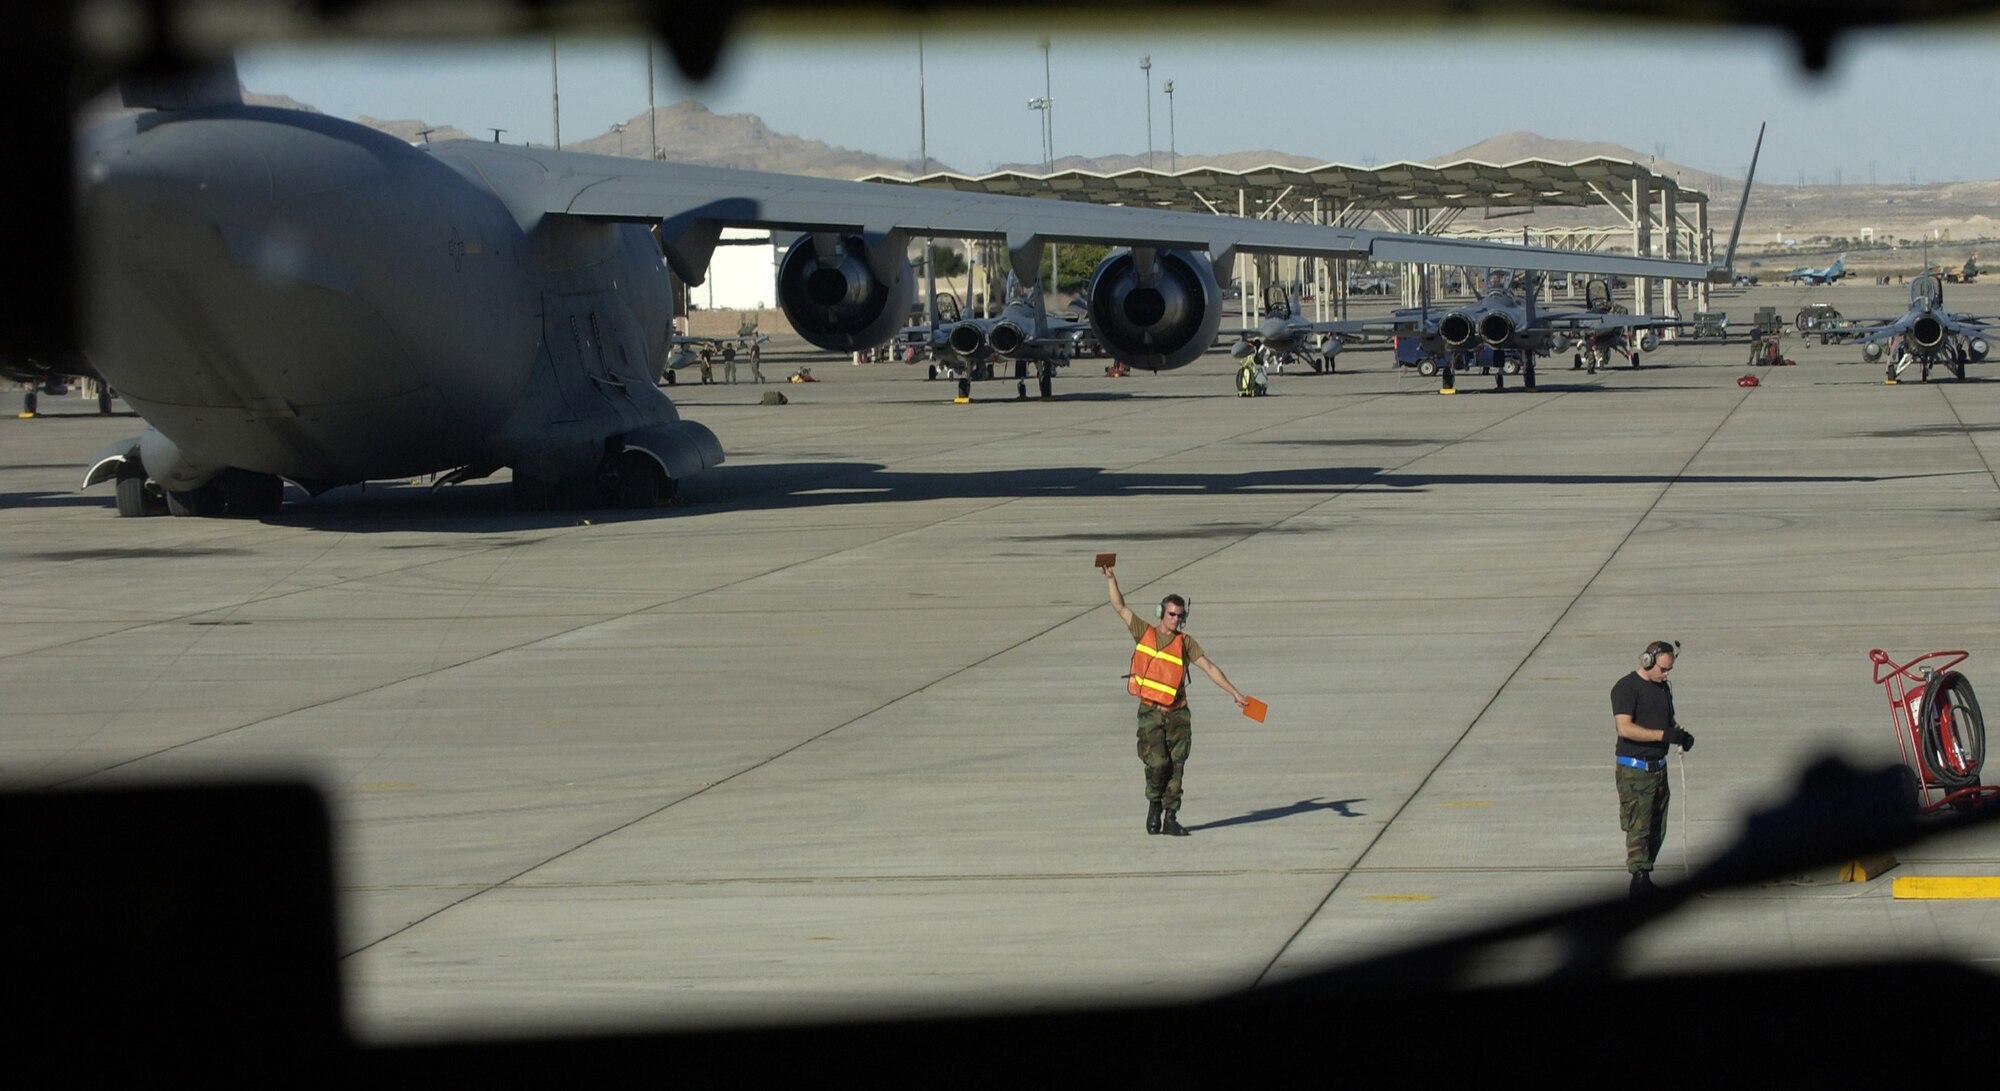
top-left (1129, 628), bottom-right (1188, 707)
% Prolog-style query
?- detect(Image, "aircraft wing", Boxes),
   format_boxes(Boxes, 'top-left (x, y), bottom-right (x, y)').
top-left (429, 141), bottom-right (1717, 284)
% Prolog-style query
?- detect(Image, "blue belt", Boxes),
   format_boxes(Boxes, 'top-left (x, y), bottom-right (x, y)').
top-left (1617, 755), bottom-right (1666, 773)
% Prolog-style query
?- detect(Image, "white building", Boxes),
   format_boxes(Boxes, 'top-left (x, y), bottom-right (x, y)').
top-left (694, 229), bottom-right (779, 312)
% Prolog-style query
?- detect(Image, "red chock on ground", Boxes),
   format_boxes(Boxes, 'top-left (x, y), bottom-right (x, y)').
top-left (1738, 375), bottom-right (1761, 387)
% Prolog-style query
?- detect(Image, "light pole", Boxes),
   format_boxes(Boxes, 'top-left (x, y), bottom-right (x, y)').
top-left (612, 122), bottom-right (627, 157)
top-left (1028, 98), bottom-right (1052, 173)
top-left (1040, 37), bottom-right (1054, 168)
top-left (1163, 79), bottom-right (1175, 173)
top-left (1140, 54), bottom-right (1153, 169)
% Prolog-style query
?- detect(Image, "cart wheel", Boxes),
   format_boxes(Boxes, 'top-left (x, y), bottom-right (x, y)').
top-left (1891, 764), bottom-right (1923, 815)
top-left (1919, 671), bottom-right (1986, 789)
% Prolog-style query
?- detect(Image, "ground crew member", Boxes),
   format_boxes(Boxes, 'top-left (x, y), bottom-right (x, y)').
top-left (723, 347), bottom-right (738, 384)
top-left (749, 340), bottom-right (766, 383)
top-left (1612, 640), bottom-right (1695, 897)
top-left (1101, 562), bottom-right (1249, 836)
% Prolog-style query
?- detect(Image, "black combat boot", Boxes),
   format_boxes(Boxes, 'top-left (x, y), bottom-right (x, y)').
top-left (1629, 870), bottom-right (1655, 899)
top-left (1146, 800), bottom-right (1163, 835)
top-left (1161, 811), bottom-right (1189, 836)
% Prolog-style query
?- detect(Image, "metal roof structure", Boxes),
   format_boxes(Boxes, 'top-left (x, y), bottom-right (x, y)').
top-left (861, 157), bottom-right (1717, 315)
top-left (859, 157), bottom-right (1707, 218)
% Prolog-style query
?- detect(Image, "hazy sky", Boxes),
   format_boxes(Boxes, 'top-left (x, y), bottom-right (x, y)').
top-left (233, 19), bottom-right (2000, 185)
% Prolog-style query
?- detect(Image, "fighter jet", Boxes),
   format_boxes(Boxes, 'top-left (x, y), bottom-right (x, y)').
top-left (899, 280), bottom-right (1090, 400)
top-left (1784, 255), bottom-right (1847, 285)
top-left (1837, 273), bottom-right (2000, 383)
top-left (74, 58), bottom-right (1720, 518)
top-left (1328, 272), bottom-right (1691, 392)
top-left (1228, 286), bottom-right (1354, 376)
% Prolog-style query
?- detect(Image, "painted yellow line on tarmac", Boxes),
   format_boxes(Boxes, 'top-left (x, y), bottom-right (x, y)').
top-left (1891, 876), bottom-right (2000, 899)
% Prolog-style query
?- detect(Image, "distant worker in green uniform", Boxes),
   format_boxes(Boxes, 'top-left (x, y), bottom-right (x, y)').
top-left (1611, 639), bottom-right (1695, 897)
top-left (1101, 562), bottom-right (1250, 836)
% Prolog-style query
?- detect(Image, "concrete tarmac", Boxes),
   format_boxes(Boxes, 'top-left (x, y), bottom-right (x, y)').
top-left (4, 279), bottom-right (1999, 1041)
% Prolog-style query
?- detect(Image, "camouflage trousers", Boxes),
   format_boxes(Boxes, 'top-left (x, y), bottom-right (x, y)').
top-left (1137, 705), bottom-right (1194, 812)
top-left (1615, 765), bottom-right (1670, 874)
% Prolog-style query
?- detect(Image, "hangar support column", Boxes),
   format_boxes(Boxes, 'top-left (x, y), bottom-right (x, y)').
top-left (1631, 175), bottom-right (1653, 315)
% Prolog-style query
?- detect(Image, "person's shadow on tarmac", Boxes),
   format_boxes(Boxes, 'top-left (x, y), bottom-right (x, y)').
top-left (1189, 797), bottom-right (1364, 831)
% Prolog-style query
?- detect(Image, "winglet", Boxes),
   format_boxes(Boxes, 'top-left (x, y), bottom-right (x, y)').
top-left (1714, 122), bottom-right (1764, 284)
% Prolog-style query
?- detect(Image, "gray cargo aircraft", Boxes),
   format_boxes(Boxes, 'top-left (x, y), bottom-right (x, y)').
top-left (1842, 273), bottom-right (2000, 383)
top-left (75, 59), bottom-right (1719, 518)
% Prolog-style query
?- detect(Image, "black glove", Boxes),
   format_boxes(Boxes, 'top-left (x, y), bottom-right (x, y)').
top-left (1670, 725), bottom-right (1694, 753)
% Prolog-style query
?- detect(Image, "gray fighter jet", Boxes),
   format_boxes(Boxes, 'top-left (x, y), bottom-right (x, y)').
top-left (75, 59), bottom-right (1719, 518)
top-left (1842, 273), bottom-right (2000, 383)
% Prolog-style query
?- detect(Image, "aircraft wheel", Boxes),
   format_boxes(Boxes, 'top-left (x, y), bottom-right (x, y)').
top-left (616, 452), bottom-right (664, 509)
top-left (114, 464), bottom-right (150, 518)
top-left (1039, 372), bottom-right (1053, 399)
top-left (1572, 353), bottom-right (1583, 370)
top-left (1503, 360), bottom-right (1522, 376)
top-left (511, 474), bottom-right (557, 510)
top-left (165, 482), bottom-right (224, 517)
top-left (220, 470), bottom-right (284, 517)
top-left (1417, 360), bottom-right (1437, 377)
top-left (1015, 359), bottom-right (1028, 380)
top-left (664, 370), bottom-right (677, 386)
top-left (926, 364), bottom-right (937, 381)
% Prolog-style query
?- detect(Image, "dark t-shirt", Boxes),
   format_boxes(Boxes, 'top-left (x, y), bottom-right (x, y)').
top-left (1610, 671), bottom-right (1675, 760)
top-left (1126, 616), bottom-right (1204, 709)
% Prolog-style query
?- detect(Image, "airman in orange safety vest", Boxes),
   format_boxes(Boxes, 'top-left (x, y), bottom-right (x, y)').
top-left (1101, 560), bottom-right (1250, 836)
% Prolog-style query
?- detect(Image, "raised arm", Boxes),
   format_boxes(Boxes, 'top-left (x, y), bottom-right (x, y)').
top-left (1102, 565), bottom-right (1138, 629)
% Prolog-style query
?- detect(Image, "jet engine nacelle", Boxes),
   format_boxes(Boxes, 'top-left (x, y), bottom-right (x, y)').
top-left (776, 233), bottom-right (916, 352)
top-left (1970, 337), bottom-right (1990, 362)
top-left (987, 320), bottom-right (1029, 358)
top-left (985, 302), bottom-right (1040, 358)
top-left (1437, 311), bottom-right (1478, 349)
top-left (1911, 315), bottom-right (1947, 350)
top-left (1478, 312), bottom-right (1518, 348)
top-left (1638, 331), bottom-right (1660, 353)
top-left (1086, 248), bottom-right (1223, 370)
top-left (946, 322), bottom-right (988, 358)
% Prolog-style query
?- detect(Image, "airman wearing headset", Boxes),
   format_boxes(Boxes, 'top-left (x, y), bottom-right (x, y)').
top-left (1612, 640), bottom-right (1695, 897)
top-left (1102, 562), bottom-right (1249, 836)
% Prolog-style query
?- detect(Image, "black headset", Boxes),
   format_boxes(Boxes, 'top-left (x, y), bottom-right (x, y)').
top-left (1155, 595), bottom-right (1192, 622)
top-left (1640, 640), bottom-right (1680, 670)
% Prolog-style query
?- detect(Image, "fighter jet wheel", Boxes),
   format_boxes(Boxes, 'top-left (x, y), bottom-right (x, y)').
top-left (1631, 352), bottom-right (1643, 369)
top-left (1572, 353), bottom-right (1583, 370)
